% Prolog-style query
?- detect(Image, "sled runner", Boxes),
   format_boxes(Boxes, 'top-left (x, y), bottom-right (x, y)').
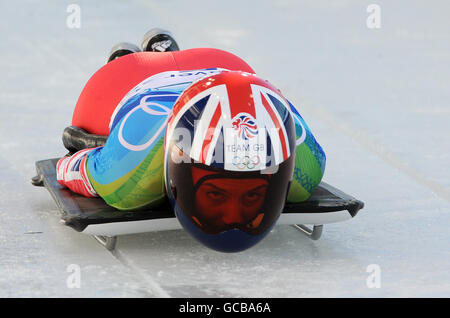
top-left (32, 157), bottom-right (364, 251)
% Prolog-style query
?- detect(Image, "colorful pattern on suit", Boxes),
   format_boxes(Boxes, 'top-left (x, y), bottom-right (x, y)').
top-left (58, 68), bottom-right (326, 209)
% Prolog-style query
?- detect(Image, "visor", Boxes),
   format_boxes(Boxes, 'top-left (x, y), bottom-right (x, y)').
top-left (167, 151), bottom-right (295, 235)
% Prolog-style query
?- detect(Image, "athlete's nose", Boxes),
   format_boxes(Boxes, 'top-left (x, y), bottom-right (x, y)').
top-left (222, 199), bottom-right (244, 225)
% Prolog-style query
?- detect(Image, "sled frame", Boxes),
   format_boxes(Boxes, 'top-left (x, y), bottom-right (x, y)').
top-left (32, 158), bottom-right (364, 251)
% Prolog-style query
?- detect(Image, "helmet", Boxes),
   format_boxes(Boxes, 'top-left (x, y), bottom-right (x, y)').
top-left (164, 71), bottom-right (296, 252)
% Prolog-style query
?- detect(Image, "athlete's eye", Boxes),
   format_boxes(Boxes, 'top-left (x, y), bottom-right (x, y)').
top-left (241, 185), bottom-right (268, 207)
top-left (207, 191), bottom-right (227, 202)
top-left (242, 192), bottom-right (264, 205)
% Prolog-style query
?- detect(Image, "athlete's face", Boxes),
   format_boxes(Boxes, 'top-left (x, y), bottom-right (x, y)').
top-left (194, 177), bottom-right (269, 233)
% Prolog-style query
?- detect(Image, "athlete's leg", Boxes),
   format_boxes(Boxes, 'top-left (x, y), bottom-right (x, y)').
top-left (72, 48), bottom-right (254, 136)
top-left (66, 48), bottom-right (255, 210)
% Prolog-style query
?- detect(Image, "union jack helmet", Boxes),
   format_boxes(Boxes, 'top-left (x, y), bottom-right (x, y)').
top-left (165, 70), bottom-right (296, 252)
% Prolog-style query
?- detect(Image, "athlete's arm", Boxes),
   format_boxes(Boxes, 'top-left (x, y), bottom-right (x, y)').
top-left (56, 148), bottom-right (99, 197)
top-left (287, 101), bottom-right (326, 203)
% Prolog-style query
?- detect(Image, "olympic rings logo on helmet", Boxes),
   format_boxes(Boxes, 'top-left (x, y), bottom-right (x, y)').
top-left (231, 155), bottom-right (261, 170)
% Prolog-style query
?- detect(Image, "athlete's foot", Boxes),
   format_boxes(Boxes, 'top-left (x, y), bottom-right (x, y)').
top-left (141, 28), bottom-right (179, 52)
top-left (107, 42), bottom-right (141, 63)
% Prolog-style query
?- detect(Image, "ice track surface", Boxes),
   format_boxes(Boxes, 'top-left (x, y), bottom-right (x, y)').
top-left (0, 0), bottom-right (449, 297)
